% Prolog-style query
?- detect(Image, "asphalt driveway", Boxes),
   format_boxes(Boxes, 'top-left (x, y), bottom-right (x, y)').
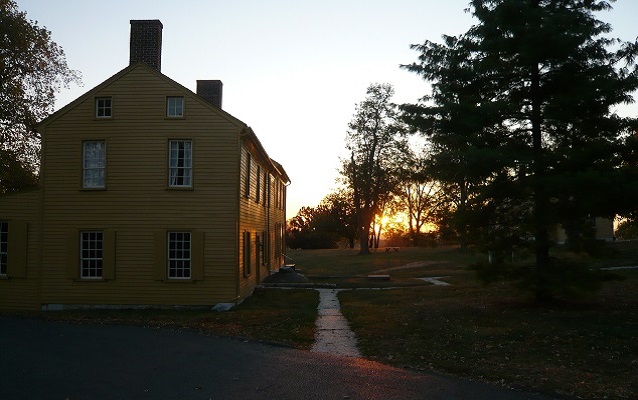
top-left (0, 317), bottom-right (555, 400)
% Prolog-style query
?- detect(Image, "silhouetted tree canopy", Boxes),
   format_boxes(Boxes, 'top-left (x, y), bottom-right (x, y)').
top-left (388, 148), bottom-right (444, 246)
top-left (286, 190), bottom-right (359, 249)
top-left (0, 0), bottom-right (81, 193)
top-left (286, 206), bottom-right (341, 249)
top-left (402, 0), bottom-right (638, 301)
top-left (341, 83), bottom-right (408, 254)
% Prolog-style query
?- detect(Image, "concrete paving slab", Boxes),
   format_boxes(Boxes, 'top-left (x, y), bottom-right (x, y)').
top-left (312, 333), bottom-right (361, 358)
top-left (311, 288), bottom-right (362, 358)
top-left (315, 315), bottom-right (351, 330)
top-left (420, 276), bottom-right (451, 286)
top-left (317, 308), bottom-right (343, 316)
top-left (315, 329), bottom-right (359, 340)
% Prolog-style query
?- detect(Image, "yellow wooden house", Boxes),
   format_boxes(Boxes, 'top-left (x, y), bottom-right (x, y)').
top-left (0, 20), bottom-right (289, 311)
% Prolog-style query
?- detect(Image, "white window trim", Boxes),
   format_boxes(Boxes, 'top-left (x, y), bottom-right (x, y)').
top-left (83, 141), bottom-right (106, 189)
top-left (95, 97), bottom-right (112, 118)
top-left (166, 96), bottom-right (184, 118)
top-left (167, 232), bottom-right (191, 279)
top-left (80, 231), bottom-right (103, 279)
top-left (168, 140), bottom-right (193, 188)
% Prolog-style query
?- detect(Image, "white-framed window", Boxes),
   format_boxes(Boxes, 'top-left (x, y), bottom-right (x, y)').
top-left (80, 231), bottom-right (103, 279)
top-left (95, 97), bottom-right (112, 118)
top-left (0, 221), bottom-right (7, 276)
top-left (168, 232), bottom-right (191, 279)
top-left (83, 141), bottom-right (106, 188)
top-left (166, 96), bottom-right (184, 117)
top-left (168, 140), bottom-right (192, 187)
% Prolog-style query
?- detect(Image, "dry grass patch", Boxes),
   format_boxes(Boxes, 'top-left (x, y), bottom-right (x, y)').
top-left (35, 288), bottom-right (319, 349)
top-left (339, 268), bottom-right (638, 399)
top-left (288, 246), bottom-right (481, 277)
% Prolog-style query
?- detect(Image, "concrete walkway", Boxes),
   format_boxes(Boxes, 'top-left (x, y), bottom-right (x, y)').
top-left (309, 271), bottom-right (452, 358)
top-left (419, 276), bottom-right (451, 286)
top-left (311, 289), bottom-right (362, 358)
top-left (371, 261), bottom-right (440, 274)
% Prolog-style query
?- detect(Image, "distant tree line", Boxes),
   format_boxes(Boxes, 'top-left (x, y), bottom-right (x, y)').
top-left (287, 189), bottom-right (357, 249)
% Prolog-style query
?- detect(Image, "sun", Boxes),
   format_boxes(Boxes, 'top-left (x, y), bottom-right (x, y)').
top-left (375, 211), bottom-right (438, 233)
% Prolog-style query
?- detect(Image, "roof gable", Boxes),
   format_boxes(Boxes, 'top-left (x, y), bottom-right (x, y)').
top-left (36, 62), bottom-right (287, 182)
top-left (36, 62), bottom-right (247, 131)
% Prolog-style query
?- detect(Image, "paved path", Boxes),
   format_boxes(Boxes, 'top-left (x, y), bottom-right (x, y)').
top-left (419, 276), bottom-right (451, 286)
top-left (309, 267), bottom-right (453, 358)
top-left (371, 261), bottom-right (440, 274)
top-left (311, 288), bottom-right (362, 358)
top-left (600, 265), bottom-right (638, 270)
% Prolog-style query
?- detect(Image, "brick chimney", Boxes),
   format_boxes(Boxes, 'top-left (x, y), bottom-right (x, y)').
top-left (197, 80), bottom-right (223, 109)
top-left (129, 20), bottom-right (163, 71)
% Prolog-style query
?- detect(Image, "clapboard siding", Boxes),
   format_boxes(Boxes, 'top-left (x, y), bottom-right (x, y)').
top-left (38, 65), bottom-right (243, 307)
top-left (237, 143), bottom-right (288, 298)
top-left (0, 190), bottom-right (42, 310)
top-left (0, 63), bottom-right (288, 310)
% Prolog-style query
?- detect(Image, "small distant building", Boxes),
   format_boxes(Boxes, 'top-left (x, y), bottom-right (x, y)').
top-left (551, 218), bottom-right (615, 244)
top-left (0, 20), bottom-right (289, 311)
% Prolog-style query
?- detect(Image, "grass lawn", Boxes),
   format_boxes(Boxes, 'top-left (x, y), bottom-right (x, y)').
top-left (33, 288), bottom-right (319, 349)
top-left (291, 245), bottom-right (637, 399)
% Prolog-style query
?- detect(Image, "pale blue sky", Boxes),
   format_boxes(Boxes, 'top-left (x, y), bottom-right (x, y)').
top-left (17, 0), bottom-right (638, 218)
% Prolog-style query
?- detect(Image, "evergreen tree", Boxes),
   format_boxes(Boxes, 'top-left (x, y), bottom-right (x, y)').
top-left (403, 0), bottom-right (638, 301)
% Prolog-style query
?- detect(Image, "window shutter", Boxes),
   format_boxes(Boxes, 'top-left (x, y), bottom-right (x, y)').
top-left (7, 220), bottom-right (28, 278)
top-left (255, 234), bottom-right (261, 268)
top-left (103, 230), bottom-right (116, 280)
top-left (153, 231), bottom-right (166, 281)
top-left (245, 153), bottom-right (251, 198)
top-left (66, 230), bottom-right (79, 279)
top-left (243, 231), bottom-right (251, 276)
top-left (191, 231), bottom-right (204, 281)
top-left (261, 230), bottom-right (267, 265)
top-left (256, 165), bottom-right (261, 203)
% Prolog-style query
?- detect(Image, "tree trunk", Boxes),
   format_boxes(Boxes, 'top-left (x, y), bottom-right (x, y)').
top-left (358, 209), bottom-right (372, 254)
top-left (530, 45), bottom-right (552, 302)
top-left (458, 178), bottom-right (469, 250)
top-left (359, 226), bottom-right (370, 254)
